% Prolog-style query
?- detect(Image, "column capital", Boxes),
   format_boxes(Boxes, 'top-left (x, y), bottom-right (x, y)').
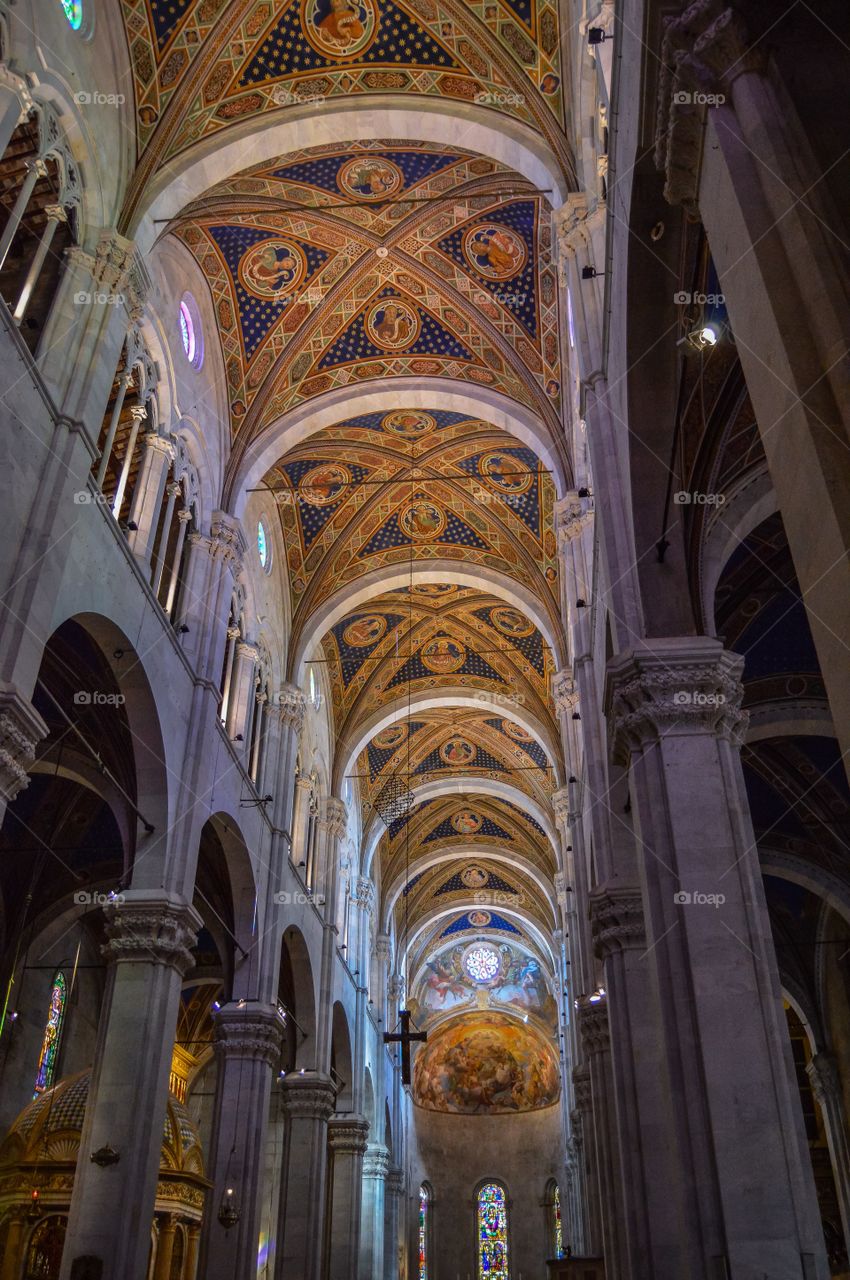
top-left (589, 883), bottom-right (646, 957)
top-left (577, 996), bottom-right (610, 1057)
top-left (177, 505), bottom-right (193, 525)
top-left (209, 511), bottom-right (246, 576)
top-left (605, 637), bottom-right (747, 764)
top-left (279, 1071), bottom-right (337, 1121)
top-left (0, 681), bottom-right (48, 804)
top-left (275, 683), bottom-right (306, 732)
top-left (806, 1051), bottom-right (842, 1107)
top-left (552, 786), bottom-right (570, 828)
top-left (386, 1166), bottom-right (405, 1196)
top-left (554, 492), bottom-right (593, 545)
top-left (327, 1114), bottom-right (369, 1156)
top-left (572, 1062), bottom-right (592, 1113)
top-left (213, 1000), bottom-right (285, 1067)
top-left (101, 893), bottom-right (200, 974)
top-left (235, 641), bottom-right (260, 664)
top-left (363, 1142), bottom-right (390, 1180)
top-left (93, 229), bottom-right (136, 291)
top-left (354, 875), bottom-right (376, 916)
top-left (320, 796), bottom-right (348, 838)
top-left (376, 932), bottom-right (392, 961)
top-left (553, 669), bottom-right (580, 716)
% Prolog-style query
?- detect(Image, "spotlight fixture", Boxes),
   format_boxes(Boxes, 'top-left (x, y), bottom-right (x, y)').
top-left (575, 598), bottom-right (586, 608)
top-left (581, 265), bottom-right (604, 280)
top-left (680, 321), bottom-right (722, 351)
top-left (588, 26), bottom-right (610, 44)
top-left (577, 487), bottom-right (591, 498)
top-left (572, 711), bottom-right (581, 721)
top-left (90, 1145), bottom-right (120, 1167)
top-left (179, 624), bottom-right (190, 634)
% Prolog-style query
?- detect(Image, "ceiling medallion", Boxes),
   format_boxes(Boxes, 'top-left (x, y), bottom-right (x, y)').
top-left (372, 723), bottom-right (408, 750)
top-left (342, 613), bottom-right (387, 648)
top-left (399, 498), bottom-right (446, 541)
top-left (490, 605), bottom-right (535, 638)
top-left (238, 238), bottom-right (307, 299)
top-left (382, 410), bottom-right (437, 438)
top-left (478, 450), bottom-right (532, 495)
top-left (301, 0), bottom-right (379, 60)
top-left (421, 637), bottom-right (465, 674)
top-left (365, 298), bottom-right (421, 351)
top-left (461, 224), bottom-right (527, 281)
top-left (461, 865), bottom-right (489, 888)
top-left (298, 462), bottom-right (350, 507)
top-left (338, 155), bottom-right (404, 200)
top-left (452, 809), bottom-right (482, 835)
top-left (440, 737), bottom-right (476, 767)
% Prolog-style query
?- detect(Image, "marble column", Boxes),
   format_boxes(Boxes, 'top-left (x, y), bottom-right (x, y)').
top-left (326, 1114), bottom-right (370, 1280)
top-left (808, 1053), bottom-right (850, 1259)
top-left (226, 640), bottom-right (259, 744)
top-left (384, 1166), bottom-right (405, 1280)
top-left (184, 1225), bottom-right (201, 1280)
top-left (175, 514), bottom-right (245, 685)
top-left (153, 1214), bottom-right (178, 1280)
top-left (275, 1073), bottom-right (336, 1280)
top-left (577, 997), bottom-right (626, 1278)
top-left (570, 1065), bottom-right (601, 1256)
top-left (360, 1142), bottom-right (390, 1279)
top-left (606, 637), bottom-right (828, 1279)
top-left (58, 892), bottom-right (200, 1280)
top-left (0, 1208), bottom-right (25, 1280)
top-left (125, 431), bottom-right (172, 567)
top-left (198, 1001), bottom-right (285, 1280)
top-left (589, 884), bottom-right (685, 1278)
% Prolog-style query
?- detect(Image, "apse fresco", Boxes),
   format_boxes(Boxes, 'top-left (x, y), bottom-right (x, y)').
top-left (412, 1013), bottom-right (559, 1114)
top-left (411, 941), bottom-right (558, 1030)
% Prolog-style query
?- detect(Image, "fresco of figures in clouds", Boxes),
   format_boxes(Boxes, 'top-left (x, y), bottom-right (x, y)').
top-left (412, 1013), bottom-right (560, 1114)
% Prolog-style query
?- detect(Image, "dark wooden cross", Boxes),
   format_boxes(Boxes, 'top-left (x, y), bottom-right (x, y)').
top-left (383, 1009), bottom-right (427, 1084)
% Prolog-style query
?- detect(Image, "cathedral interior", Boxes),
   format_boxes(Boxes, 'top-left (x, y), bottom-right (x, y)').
top-left (0, 0), bottom-right (849, 1278)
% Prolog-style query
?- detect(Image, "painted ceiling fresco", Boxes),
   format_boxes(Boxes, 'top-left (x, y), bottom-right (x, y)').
top-left (409, 937), bottom-right (558, 1030)
top-left (314, 587), bottom-right (557, 737)
top-left (120, 0), bottom-right (569, 189)
top-left (411, 1011), bottom-right (559, 1113)
top-left (173, 143), bottom-right (563, 433)
top-left (265, 412), bottom-right (560, 625)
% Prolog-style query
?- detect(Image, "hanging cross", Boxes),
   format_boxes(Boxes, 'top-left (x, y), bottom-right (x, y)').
top-left (383, 1009), bottom-right (427, 1084)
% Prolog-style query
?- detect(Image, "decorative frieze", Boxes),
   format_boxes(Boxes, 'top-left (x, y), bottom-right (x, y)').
top-left (0, 682), bottom-right (48, 804)
top-left (590, 884), bottom-right (646, 958)
top-left (101, 896), bottom-right (199, 974)
top-left (605, 639), bottom-right (747, 764)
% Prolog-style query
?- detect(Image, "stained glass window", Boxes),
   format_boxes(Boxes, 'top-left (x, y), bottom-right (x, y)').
top-left (179, 300), bottom-right (196, 363)
top-left (34, 972), bottom-right (67, 1096)
top-left (60, 0), bottom-right (83, 30)
top-left (257, 520), bottom-right (268, 569)
top-left (477, 1182), bottom-right (509, 1279)
top-left (418, 1184), bottom-right (429, 1279)
top-left (554, 1184), bottom-right (564, 1258)
top-left (465, 944), bottom-right (500, 984)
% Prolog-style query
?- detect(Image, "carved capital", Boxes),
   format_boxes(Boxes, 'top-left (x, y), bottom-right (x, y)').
top-left (93, 230), bottom-right (135, 291)
top-left (572, 1063), bottom-right (592, 1113)
top-left (554, 492), bottom-right (593, 546)
top-left (209, 512), bottom-right (246, 576)
top-left (655, 2), bottom-right (763, 209)
top-left (0, 683), bottom-right (48, 804)
top-left (354, 875), bottom-right (376, 916)
top-left (101, 894), bottom-right (200, 973)
top-left (552, 786), bottom-right (570, 829)
top-left (213, 1001), bottom-right (285, 1067)
top-left (279, 1072), bottom-right (337, 1121)
top-left (553, 669), bottom-right (580, 717)
top-left (386, 1166), bottom-right (405, 1196)
top-left (236, 641), bottom-right (260, 665)
top-left (363, 1143), bottom-right (390, 1180)
top-left (577, 997), bottom-right (610, 1057)
top-left (321, 796), bottom-right (347, 839)
top-left (327, 1114), bottom-right (369, 1156)
top-left (590, 884), bottom-right (646, 957)
top-left (605, 638), bottom-right (747, 764)
top-left (275, 683), bottom-right (306, 732)
top-left (807, 1052), bottom-right (842, 1108)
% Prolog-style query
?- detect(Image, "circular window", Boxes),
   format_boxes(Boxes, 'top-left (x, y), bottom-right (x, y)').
top-left (178, 293), bottom-right (203, 369)
top-left (61, 0), bottom-right (83, 29)
top-left (464, 944), bottom-right (500, 984)
top-left (257, 520), bottom-right (270, 571)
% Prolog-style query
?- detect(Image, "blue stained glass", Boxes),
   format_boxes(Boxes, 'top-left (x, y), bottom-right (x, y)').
top-left (61, 0), bottom-right (83, 30)
top-left (257, 520), bottom-right (268, 568)
top-left (477, 1183), bottom-right (509, 1279)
